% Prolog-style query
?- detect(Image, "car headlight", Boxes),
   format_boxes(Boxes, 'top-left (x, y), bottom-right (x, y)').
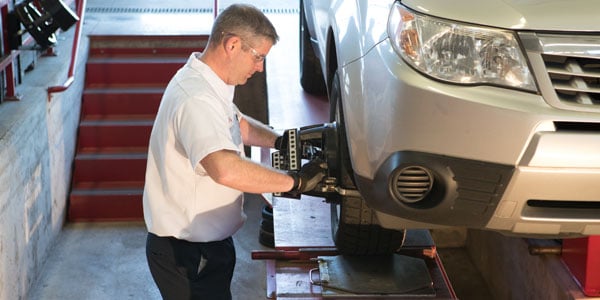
top-left (388, 2), bottom-right (537, 92)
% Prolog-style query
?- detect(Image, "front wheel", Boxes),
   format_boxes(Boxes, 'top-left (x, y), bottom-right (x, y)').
top-left (328, 72), bottom-right (406, 255)
top-left (331, 197), bottom-right (406, 255)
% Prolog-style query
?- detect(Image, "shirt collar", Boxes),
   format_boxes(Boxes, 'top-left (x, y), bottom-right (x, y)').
top-left (187, 52), bottom-right (235, 103)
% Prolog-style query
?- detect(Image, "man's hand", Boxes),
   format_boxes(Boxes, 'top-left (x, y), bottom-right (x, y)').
top-left (289, 159), bottom-right (327, 194)
top-left (274, 132), bottom-right (289, 151)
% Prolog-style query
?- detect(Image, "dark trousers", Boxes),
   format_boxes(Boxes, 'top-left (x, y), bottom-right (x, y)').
top-left (146, 232), bottom-right (236, 300)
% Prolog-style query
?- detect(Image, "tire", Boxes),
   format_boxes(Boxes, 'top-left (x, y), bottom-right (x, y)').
top-left (260, 219), bottom-right (274, 233)
top-left (299, 0), bottom-right (327, 95)
top-left (328, 72), bottom-right (406, 255)
top-left (261, 204), bottom-right (273, 221)
top-left (258, 228), bottom-right (275, 248)
top-left (259, 204), bottom-right (275, 248)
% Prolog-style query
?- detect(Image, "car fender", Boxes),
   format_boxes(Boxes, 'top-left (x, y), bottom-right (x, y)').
top-left (304, 0), bottom-right (392, 80)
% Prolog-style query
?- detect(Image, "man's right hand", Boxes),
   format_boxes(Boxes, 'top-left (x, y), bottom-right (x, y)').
top-left (289, 159), bottom-right (327, 194)
top-left (274, 131), bottom-right (289, 151)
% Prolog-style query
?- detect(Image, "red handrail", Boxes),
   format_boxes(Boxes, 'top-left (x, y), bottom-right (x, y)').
top-left (0, 0), bottom-right (19, 101)
top-left (47, 0), bottom-right (86, 99)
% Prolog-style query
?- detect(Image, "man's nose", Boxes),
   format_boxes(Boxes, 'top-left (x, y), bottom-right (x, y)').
top-left (254, 61), bottom-right (264, 72)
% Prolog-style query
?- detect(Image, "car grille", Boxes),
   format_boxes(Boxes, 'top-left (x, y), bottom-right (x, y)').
top-left (543, 54), bottom-right (600, 106)
top-left (526, 33), bottom-right (600, 111)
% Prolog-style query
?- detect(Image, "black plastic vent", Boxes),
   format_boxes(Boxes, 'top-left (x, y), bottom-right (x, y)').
top-left (390, 166), bottom-right (433, 203)
top-left (528, 200), bottom-right (600, 209)
top-left (555, 121), bottom-right (600, 132)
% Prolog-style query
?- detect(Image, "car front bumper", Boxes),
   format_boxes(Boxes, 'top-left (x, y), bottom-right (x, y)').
top-left (340, 39), bottom-right (600, 236)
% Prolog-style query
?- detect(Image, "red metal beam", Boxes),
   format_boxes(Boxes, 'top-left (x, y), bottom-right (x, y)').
top-left (562, 236), bottom-right (600, 296)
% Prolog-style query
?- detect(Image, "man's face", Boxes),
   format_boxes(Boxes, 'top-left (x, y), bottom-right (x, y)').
top-left (231, 37), bottom-right (272, 85)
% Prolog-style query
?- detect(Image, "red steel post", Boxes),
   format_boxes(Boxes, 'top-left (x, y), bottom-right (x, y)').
top-left (562, 236), bottom-right (600, 296)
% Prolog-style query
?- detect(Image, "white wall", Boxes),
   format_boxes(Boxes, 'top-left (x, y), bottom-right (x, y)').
top-left (0, 27), bottom-right (87, 300)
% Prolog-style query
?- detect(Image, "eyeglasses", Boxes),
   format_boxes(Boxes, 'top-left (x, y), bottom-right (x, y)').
top-left (243, 43), bottom-right (266, 63)
top-left (222, 32), bottom-right (267, 63)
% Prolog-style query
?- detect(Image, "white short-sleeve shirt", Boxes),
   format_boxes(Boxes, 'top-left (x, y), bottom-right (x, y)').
top-left (143, 52), bottom-right (246, 242)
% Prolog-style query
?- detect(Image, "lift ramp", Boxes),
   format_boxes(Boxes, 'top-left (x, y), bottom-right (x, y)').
top-left (252, 196), bottom-right (457, 299)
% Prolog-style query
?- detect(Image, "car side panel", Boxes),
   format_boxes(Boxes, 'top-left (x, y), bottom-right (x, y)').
top-left (304, 0), bottom-right (391, 81)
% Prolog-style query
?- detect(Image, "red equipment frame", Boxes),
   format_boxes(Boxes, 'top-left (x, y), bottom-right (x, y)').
top-left (562, 236), bottom-right (600, 297)
top-left (0, 0), bottom-right (21, 101)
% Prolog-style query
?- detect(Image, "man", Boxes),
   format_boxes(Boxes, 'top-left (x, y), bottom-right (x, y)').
top-left (143, 4), bottom-right (325, 299)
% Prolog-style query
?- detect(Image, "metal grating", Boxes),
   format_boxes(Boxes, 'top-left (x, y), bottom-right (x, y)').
top-left (542, 51), bottom-right (600, 107)
top-left (86, 7), bottom-right (299, 14)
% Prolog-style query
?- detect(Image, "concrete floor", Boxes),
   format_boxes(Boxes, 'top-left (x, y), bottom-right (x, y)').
top-left (29, 195), bottom-right (271, 299)
top-left (29, 1), bottom-right (493, 299)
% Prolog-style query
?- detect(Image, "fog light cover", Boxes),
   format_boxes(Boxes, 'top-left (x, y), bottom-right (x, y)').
top-left (390, 166), bottom-right (434, 204)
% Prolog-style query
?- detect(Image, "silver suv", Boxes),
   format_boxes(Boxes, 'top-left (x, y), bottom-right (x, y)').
top-left (295, 0), bottom-right (600, 255)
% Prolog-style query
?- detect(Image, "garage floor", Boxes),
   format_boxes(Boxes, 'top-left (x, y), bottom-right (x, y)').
top-left (29, 1), bottom-right (491, 299)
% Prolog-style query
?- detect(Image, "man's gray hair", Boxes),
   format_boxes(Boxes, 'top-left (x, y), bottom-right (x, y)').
top-left (209, 4), bottom-right (279, 48)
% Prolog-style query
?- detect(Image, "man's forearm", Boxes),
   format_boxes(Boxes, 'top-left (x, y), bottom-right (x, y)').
top-left (240, 114), bottom-right (279, 148)
top-left (201, 149), bottom-right (294, 193)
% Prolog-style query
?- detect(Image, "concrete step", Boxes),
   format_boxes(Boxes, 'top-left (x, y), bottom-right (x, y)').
top-left (68, 183), bottom-right (144, 221)
top-left (84, 35), bottom-right (207, 87)
top-left (84, 56), bottom-right (185, 87)
top-left (71, 152), bottom-right (147, 184)
top-left (82, 87), bottom-right (163, 118)
top-left (88, 34), bottom-right (208, 57)
top-left (77, 119), bottom-right (153, 151)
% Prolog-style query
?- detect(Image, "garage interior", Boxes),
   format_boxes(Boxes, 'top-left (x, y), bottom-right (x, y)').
top-left (0, 0), bottom-right (597, 299)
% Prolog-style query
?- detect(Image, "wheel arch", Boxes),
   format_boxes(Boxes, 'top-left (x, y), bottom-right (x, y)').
top-left (325, 27), bottom-right (338, 92)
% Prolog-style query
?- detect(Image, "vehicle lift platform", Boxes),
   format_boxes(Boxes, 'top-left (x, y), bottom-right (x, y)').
top-left (251, 195), bottom-right (457, 299)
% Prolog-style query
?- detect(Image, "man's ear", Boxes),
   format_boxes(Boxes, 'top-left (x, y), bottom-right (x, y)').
top-left (223, 35), bottom-right (241, 54)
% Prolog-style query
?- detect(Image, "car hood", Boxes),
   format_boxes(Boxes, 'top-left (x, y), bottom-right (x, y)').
top-left (400, 0), bottom-right (600, 31)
